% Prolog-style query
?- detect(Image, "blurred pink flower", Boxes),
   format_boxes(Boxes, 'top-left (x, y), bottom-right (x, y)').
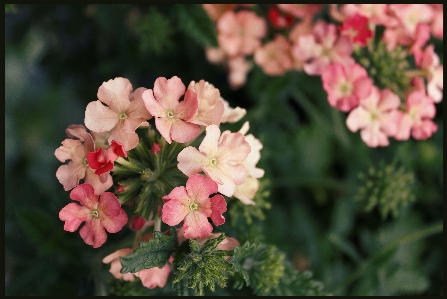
top-left (346, 86), bottom-right (401, 147)
top-left (254, 35), bottom-right (293, 76)
top-left (177, 124), bottom-right (251, 197)
top-left (418, 44), bottom-right (443, 103)
top-left (228, 56), bottom-right (252, 90)
top-left (59, 183), bottom-right (128, 248)
top-left (429, 4), bottom-right (443, 39)
top-left (187, 80), bottom-right (225, 126)
top-left (321, 62), bottom-right (373, 112)
top-left (339, 13), bottom-right (373, 46)
top-left (142, 76), bottom-right (200, 144)
top-left (394, 90), bottom-right (438, 140)
top-left (162, 174), bottom-right (227, 239)
top-left (292, 21), bottom-right (354, 76)
top-left (84, 77), bottom-right (152, 151)
top-left (217, 10), bottom-right (267, 57)
top-left (389, 4), bottom-right (433, 37)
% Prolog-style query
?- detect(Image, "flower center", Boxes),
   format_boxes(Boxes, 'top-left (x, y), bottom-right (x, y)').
top-left (339, 81), bottom-right (353, 96)
top-left (238, 29), bottom-right (245, 37)
top-left (209, 157), bottom-right (217, 166)
top-left (92, 210), bottom-right (99, 218)
top-left (83, 158), bottom-right (89, 167)
top-left (189, 202), bottom-right (199, 211)
top-left (167, 111), bottom-right (175, 119)
top-left (119, 112), bottom-right (128, 120)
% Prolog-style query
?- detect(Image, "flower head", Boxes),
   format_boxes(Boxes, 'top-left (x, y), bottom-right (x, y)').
top-left (254, 35), bottom-right (293, 76)
top-left (59, 183), bottom-right (128, 248)
top-left (84, 77), bottom-right (152, 151)
top-left (162, 174), bottom-right (227, 239)
top-left (142, 76), bottom-right (200, 144)
top-left (339, 13), bottom-right (373, 46)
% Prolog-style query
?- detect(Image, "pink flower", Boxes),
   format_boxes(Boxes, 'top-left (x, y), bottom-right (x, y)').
top-left (187, 80), bottom-right (225, 126)
top-left (161, 174), bottom-right (227, 239)
top-left (346, 87), bottom-right (401, 147)
top-left (268, 5), bottom-right (295, 29)
top-left (102, 248), bottom-right (135, 281)
top-left (418, 44), bottom-right (443, 103)
top-left (331, 4), bottom-right (392, 26)
top-left (389, 4), bottom-right (433, 37)
top-left (254, 35), bottom-right (293, 76)
top-left (321, 62), bottom-right (373, 112)
top-left (84, 77), bottom-right (152, 151)
top-left (217, 10), bottom-right (267, 57)
top-left (220, 98), bottom-right (247, 123)
top-left (394, 90), bottom-right (438, 140)
top-left (177, 124), bottom-right (251, 197)
top-left (135, 261), bottom-right (172, 289)
top-left (205, 47), bottom-right (226, 64)
top-left (292, 21), bottom-right (354, 76)
top-left (227, 56), bottom-right (251, 90)
top-left (339, 13), bottom-right (373, 46)
top-left (429, 4), bottom-right (443, 40)
top-left (86, 140), bottom-right (127, 175)
top-left (59, 183), bottom-right (128, 248)
top-left (55, 125), bottom-right (113, 194)
top-left (142, 76), bottom-right (200, 144)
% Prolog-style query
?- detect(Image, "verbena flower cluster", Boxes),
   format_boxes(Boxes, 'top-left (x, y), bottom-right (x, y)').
top-left (203, 4), bottom-right (443, 147)
top-left (55, 76), bottom-right (264, 290)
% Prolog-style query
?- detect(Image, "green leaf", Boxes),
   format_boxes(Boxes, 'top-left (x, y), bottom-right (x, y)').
top-left (172, 234), bottom-right (234, 296)
top-left (120, 227), bottom-right (177, 273)
top-left (174, 4), bottom-right (218, 48)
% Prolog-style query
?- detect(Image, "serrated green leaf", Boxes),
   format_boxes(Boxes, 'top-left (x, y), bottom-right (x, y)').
top-left (120, 228), bottom-right (177, 273)
top-left (175, 4), bottom-right (218, 48)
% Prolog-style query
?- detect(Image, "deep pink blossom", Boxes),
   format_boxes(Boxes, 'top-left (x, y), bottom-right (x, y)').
top-left (339, 13), bottom-right (373, 46)
top-left (59, 183), bottom-right (128, 248)
top-left (86, 140), bottom-right (127, 175)
top-left (177, 124), bottom-right (251, 197)
top-left (321, 62), bottom-right (373, 112)
top-left (162, 174), bottom-right (227, 239)
top-left (142, 76), bottom-right (200, 144)
top-left (84, 77), bottom-right (152, 151)
top-left (346, 87), bottom-right (401, 147)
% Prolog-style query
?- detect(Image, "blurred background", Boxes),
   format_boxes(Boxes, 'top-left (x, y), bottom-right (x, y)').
top-left (5, 4), bottom-right (443, 296)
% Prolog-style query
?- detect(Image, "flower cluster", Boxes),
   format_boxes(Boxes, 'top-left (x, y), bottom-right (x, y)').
top-left (55, 75), bottom-right (264, 289)
top-left (202, 4), bottom-right (442, 147)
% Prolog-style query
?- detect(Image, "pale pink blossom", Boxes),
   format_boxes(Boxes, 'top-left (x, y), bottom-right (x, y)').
top-left (84, 77), bottom-right (152, 151)
top-left (187, 80), bottom-right (225, 126)
top-left (346, 87), bottom-right (401, 147)
top-left (220, 98), bottom-right (247, 123)
top-left (429, 4), bottom-right (443, 39)
top-left (135, 262), bottom-right (172, 289)
top-left (162, 174), bottom-right (227, 239)
top-left (217, 10), bottom-right (267, 57)
top-left (418, 44), bottom-right (443, 103)
top-left (59, 183), bottom-right (128, 248)
top-left (321, 62), bottom-right (373, 112)
top-left (292, 21), bottom-right (354, 76)
top-left (142, 76), bottom-right (200, 144)
top-left (177, 124), bottom-right (251, 197)
top-left (205, 47), bottom-right (226, 64)
top-left (254, 35), bottom-right (293, 76)
top-left (331, 4), bottom-right (392, 26)
top-left (55, 125), bottom-right (113, 194)
top-left (389, 4), bottom-right (433, 37)
top-left (102, 248), bottom-right (135, 281)
top-left (394, 90), bottom-right (438, 140)
top-left (227, 56), bottom-right (252, 90)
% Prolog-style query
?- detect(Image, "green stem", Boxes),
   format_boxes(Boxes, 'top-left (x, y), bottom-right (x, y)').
top-left (154, 215), bottom-right (161, 232)
top-left (132, 229), bottom-right (143, 250)
top-left (327, 220), bottom-right (443, 294)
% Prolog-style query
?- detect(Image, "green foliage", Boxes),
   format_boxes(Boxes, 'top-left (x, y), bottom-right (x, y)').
top-left (174, 4), bottom-right (218, 48)
top-left (5, 4), bottom-right (16, 12)
top-left (172, 234), bottom-right (235, 296)
top-left (355, 161), bottom-right (416, 219)
top-left (120, 228), bottom-right (177, 273)
top-left (132, 6), bottom-right (174, 55)
top-left (229, 241), bottom-right (285, 294)
top-left (263, 262), bottom-right (328, 296)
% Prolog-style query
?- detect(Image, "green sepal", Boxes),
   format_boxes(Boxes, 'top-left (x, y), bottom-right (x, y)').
top-left (120, 227), bottom-right (177, 273)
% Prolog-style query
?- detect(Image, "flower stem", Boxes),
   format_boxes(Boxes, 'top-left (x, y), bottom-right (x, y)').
top-left (154, 215), bottom-right (161, 232)
top-left (132, 229), bottom-right (143, 250)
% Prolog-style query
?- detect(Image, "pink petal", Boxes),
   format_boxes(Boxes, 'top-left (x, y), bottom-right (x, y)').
top-left (99, 192), bottom-right (128, 233)
top-left (170, 120), bottom-right (200, 143)
top-left (59, 203), bottom-right (90, 232)
top-left (346, 107), bottom-right (371, 132)
top-left (183, 212), bottom-right (213, 239)
top-left (79, 218), bottom-right (107, 248)
top-left (84, 169), bottom-right (113, 195)
top-left (360, 126), bottom-right (389, 147)
top-left (54, 139), bottom-right (83, 162)
top-left (70, 183), bottom-right (99, 210)
top-left (85, 100), bottom-right (119, 133)
top-left (177, 146), bottom-right (207, 177)
top-left (102, 248), bottom-right (133, 264)
top-left (209, 194), bottom-right (226, 226)
top-left (142, 89), bottom-right (166, 118)
top-left (55, 162), bottom-right (86, 191)
top-left (154, 117), bottom-right (173, 144)
top-left (199, 125), bottom-right (221, 156)
top-left (137, 263), bottom-right (171, 289)
top-left (127, 87), bottom-right (152, 121)
top-left (218, 131), bottom-right (251, 162)
top-left (97, 77), bottom-right (132, 113)
top-left (378, 89), bottom-right (400, 111)
top-left (153, 76), bottom-right (186, 109)
top-left (185, 174), bottom-right (218, 203)
top-left (162, 186), bottom-right (190, 202)
top-left (175, 89), bottom-right (199, 121)
top-left (162, 199), bottom-right (190, 226)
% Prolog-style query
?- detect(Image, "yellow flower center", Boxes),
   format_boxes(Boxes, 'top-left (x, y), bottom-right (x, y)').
top-left (189, 202), bottom-right (199, 211)
top-left (119, 112), bottom-right (128, 120)
top-left (92, 210), bottom-right (99, 218)
top-left (209, 157), bottom-right (217, 166)
top-left (167, 111), bottom-right (175, 119)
